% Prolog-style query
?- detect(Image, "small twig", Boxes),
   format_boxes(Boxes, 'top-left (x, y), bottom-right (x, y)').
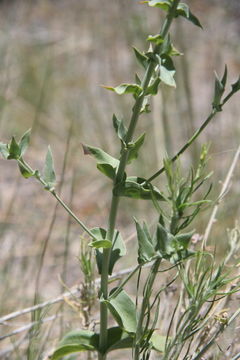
top-left (202, 144), bottom-right (240, 249)
top-left (0, 315), bottom-right (60, 341)
top-left (0, 265), bottom-right (140, 325)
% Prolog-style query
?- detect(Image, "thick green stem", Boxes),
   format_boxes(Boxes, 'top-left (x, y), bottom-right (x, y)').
top-left (98, 1), bottom-right (180, 358)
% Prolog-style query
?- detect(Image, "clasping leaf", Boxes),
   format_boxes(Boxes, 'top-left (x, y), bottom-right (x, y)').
top-left (43, 146), bottom-right (56, 189)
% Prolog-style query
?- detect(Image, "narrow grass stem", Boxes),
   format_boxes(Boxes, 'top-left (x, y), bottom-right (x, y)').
top-left (134, 258), bottom-right (161, 360)
top-left (98, 1), bottom-right (180, 357)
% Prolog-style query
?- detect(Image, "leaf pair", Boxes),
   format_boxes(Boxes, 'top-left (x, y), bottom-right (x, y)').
top-left (0, 129), bottom-right (31, 161)
top-left (145, 1), bottom-right (202, 29)
top-left (90, 227), bottom-right (126, 275)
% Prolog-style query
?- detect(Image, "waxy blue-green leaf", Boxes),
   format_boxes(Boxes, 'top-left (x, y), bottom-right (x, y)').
top-left (160, 56), bottom-right (176, 88)
top-left (43, 146), bottom-right (56, 188)
top-left (91, 227), bottom-right (126, 275)
top-left (103, 83), bottom-right (142, 97)
top-left (0, 143), bottom-right (9, 159)
top-left (146, 77), bottom-right (161, 95)
top-left (89, 239), bottom-right (112, 249)
top-left (160, 35), bottom-right (182, 57)
top-left (8, 137), bottom-right (21, 160)
top-left (127, 133), bottom-right (145, 164)
top-left (19, 128), bottom-right (31, 156)
top-left (114, 176), bottom-right (164, 201)
top-left (83, 144), bottom-right (119, 180)
top-left (231, 75), bottom-right (240, 93)
top-left (175, 230), bottom-right (195, 249)
top-left (50, 330), bottom-right (98, 359)
top-left (212, 66), bottom-right (227, 111)
top-left (135, 219), bottom-right (155, 264)
top-left (176, 3), bottom-right (202, 29)
top-left (105, 289), bottom-right (137, 333)
top-left (133, 47), bottom-right (148, 69)
top-left (112, 114), bottom-right (127, 143)
top-left (105, 327), bottom-right (133, 353)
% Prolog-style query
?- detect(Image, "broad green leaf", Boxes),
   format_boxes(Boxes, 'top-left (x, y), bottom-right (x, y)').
top-left (160, 56), bottom-right (176, 88)
top-left (105, 327), bottom-right (133, 353)
top-left (0, 143), bottom-right (9, 159)
top-left (135, 219), bottom-right (155, 264)
top-left (105, 289), bottom-right (137, 333)
top-left (127, 133), bottom-right (145, 164)
top-left (8, 137), bottom-right (21, 159)
top-left (103, 83), bottom-right (142, 97)
top-left (147, 34), bottom-right (164, 45)
top-left (151, 333), bottom-right (168, 352)
top-left (155, 223), bottom-right (175, 256)
top-left (145, 0), bottom-right (172, 11)
top-left (43, 146), bottom-right (56, 187)
top-left (50, 330), bottom-right (99, 360)
top-left (133, 47), bottom-right (148, 69)
top-left (89, 239), bottom-right (112, 249)
top-left (146, 77), bottom-right (161, 95)
top-left (176, 3), bottom-right (202, 28)
top-left (91, 227), bottom-right (126, 275)
top-left (115, 176), bottom-right (164, 201)
top-left (112, 114), bottom-right (127, 142)
top-left (83, 144), bottom-right (119, 180)
top-left (19, 128), bottom-right (31, 156)
top-left (160, 35), bottom-right (182, 57)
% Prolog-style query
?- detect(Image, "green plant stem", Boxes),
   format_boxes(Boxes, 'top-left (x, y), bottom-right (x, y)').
top-left (17, 159), bottom-right (97, 241)
top-left (98, 1), bottom-right (180, 358)
top-left (134, 258), bottom-right (161, 360)
top-left (146, 89), bottom-right (237, 183)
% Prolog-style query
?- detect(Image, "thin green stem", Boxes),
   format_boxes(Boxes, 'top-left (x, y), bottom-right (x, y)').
top-left (17, 159), bottom-right (97, 241)
top-left (98, 1), bottom-right (181, 358)
top-left (147, 88), bottom-right (237, 184)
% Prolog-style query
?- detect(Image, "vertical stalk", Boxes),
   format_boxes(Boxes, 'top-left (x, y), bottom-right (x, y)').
top-left (98, 1), bottom-right (180, 358)
top-left (134, 258), bottom-right (161, 360)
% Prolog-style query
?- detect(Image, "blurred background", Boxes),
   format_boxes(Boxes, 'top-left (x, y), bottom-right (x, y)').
top-left (0, 0), bottom-right (239, 359)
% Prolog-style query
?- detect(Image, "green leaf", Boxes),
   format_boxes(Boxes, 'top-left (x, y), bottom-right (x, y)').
top-left (127, 133), bottom-right (145, 164)
top-left (145, 0), bottom-right (172, 11)
top-left (115, 176), bottom-right (164, 201)
top-left (50, 330), bottom-right (99, 360)
top-left (231, 75), bottom-right (240, 93)
top-left (43, 146), bottom-right (56, 188)
top-left (135, 219), bottom-right (155, 264)
top-left (176, 3), bottom-right (202, 28)
top-left (160, 56), bottom-right (176, 88)
top-left (151, 333), bottom-right (168, 352)
top-left (0, 143), bottom-right (9, 159)
top-left (91, 227), bottom-right (126, 275)
top-left (19, 128), bottom-right (31, 156)
top-left (8, 137), bottom-right (21, 160)
top-left (103, 83), bottom-right (142, 97)
top-left (175, 230), bottom-right (195, 249)
top-left (105, 327), bottom-right (133, 353)
top-left (112, 114), bottom-right (127, 143)
top-left (89, 239), bottom-right (112, 249)
top-left (160, 35), bottom-right (182, 57)
top-left (155, 223), bottom-right (175, 256)
top-left (18, 160), bottom-right (34, 179)
top-left (133, 47), bottom-right (148, 69)
top-left (83, 144), bottom-right (119, 180)
top-left (146, 77), bottom-right (161, 95)
top-left (212, 68), bottom-right (227, 111)
top-left (105, 289), bottom-right (137, 333)
top-left (147, 34), bottom-right (164, 45)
